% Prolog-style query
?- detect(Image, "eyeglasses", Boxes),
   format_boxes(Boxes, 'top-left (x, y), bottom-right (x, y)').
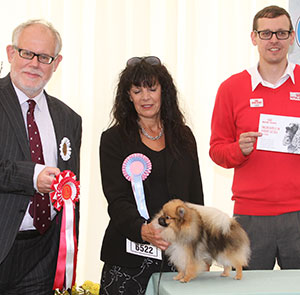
top-left (254, 30), bottom-right (292, 40)
top-left (14, 46), bottom-right (56, 64)
top-left (126, 56), bottom-right (161, 67)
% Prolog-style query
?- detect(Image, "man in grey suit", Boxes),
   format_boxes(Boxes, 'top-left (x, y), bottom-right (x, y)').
top-left (0, 19), bottom-right (82, 294)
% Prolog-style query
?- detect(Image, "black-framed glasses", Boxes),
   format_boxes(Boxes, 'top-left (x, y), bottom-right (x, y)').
top-left (14, 46), bottom-right (56, 64)
top-left (254, 30), bottom-right (292, 40)
top-left (126, 56), bottom-right (161, 67)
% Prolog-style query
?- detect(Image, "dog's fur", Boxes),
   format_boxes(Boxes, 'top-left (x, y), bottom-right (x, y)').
top-left (152, 199), bottom-right (250, 282)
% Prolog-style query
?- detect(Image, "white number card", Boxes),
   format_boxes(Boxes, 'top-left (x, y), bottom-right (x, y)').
top-left (257, 113), bottom-right (300, 154)
top-left (126, 239), bottom-right (162, 260)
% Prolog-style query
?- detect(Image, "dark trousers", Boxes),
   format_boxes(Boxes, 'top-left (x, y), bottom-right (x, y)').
top-left (0, 221), bottom-right (60, 295)
top-left (235, 211), bottom-right (300, 270)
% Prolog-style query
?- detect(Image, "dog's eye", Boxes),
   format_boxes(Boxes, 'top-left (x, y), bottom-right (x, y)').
top-left (165, 215), bottom-right (171, 219)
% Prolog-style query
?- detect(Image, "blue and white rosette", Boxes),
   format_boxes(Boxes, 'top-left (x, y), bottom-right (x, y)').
top-left (122, 153), bottom-right (162, 260)
top-left (122, 153), bottom-right (152, 219)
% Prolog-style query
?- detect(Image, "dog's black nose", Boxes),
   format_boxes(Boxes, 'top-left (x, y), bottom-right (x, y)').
top-left (158, 217), bottom-right (168, 227)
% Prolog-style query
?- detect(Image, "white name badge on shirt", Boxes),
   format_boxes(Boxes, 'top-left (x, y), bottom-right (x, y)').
top-left (257, 113), bottom-right (300, 154)
top-left (126, 238), bottom-right (162, 260)
top-left (290, 92), bottom-right (300, 101)
top-left (250, 98), bottom-right (264, 107)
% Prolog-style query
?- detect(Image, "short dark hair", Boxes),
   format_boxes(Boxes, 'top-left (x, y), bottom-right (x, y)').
top-left (111, 58), bottom-right (196, 157)
top-left (253, 5), bottom-right (293, 31)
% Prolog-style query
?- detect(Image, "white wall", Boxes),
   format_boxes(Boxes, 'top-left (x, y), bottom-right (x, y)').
top-left (0, 0), bottom-right (288, 285)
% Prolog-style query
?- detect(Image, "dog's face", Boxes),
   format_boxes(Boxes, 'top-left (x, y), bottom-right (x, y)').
top-left (155, 199), bottom-right (188, 243)
top-left (154, 199), bottom-right (202, 243)
top-left (155, 199), bottom-right (201, 244)
top-left (158, 199), bottom-right (187, 230)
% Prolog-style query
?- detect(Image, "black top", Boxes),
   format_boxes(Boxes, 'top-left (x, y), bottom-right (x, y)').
top-left (142, 145), bottom-right (169, 217)
top-left (99, 125), bottom-right (204, 267)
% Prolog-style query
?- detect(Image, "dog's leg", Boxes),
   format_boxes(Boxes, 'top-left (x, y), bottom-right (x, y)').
top-left (181, 265), bottom-right (197, 283)
top-left (221, 265), bottom-right (231, 277)
top-left (181, 257), bottom-right (198, 283)
top-left (173, 270), bottom-right (185, 281)
top-left (234, 264), bottom-right (243, 280)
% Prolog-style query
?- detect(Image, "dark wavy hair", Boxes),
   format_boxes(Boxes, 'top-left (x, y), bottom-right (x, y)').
top-left (110, 58), bottom-right (196, 158)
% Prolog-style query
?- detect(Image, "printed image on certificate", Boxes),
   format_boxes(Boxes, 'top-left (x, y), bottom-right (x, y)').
top-left (256, 114), bottom-right (300, 154)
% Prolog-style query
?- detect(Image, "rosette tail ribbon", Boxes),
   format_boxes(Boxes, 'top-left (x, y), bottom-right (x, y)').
top-left (50, 170), bottom-right (80, 291)
top-left (131, 174), bottom-right (149, 219)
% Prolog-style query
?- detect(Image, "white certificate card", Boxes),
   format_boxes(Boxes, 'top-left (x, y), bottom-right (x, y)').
top-left (257, 114), bottom-right (300, 154)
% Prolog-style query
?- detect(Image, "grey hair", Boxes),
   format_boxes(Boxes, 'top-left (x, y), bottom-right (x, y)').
top-left (12, 19), bottom-right (62, 55)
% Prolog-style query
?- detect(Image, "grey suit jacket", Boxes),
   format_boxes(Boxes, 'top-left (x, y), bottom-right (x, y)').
top-left (0, 74), bottom-right (82, 264)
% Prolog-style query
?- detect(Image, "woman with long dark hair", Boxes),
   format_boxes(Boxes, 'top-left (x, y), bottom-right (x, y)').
top-left (99, 56), bottom-right (204, 295)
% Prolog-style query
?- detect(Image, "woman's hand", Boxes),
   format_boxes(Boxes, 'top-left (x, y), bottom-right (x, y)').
top-left (141, 223), bottom-right (169, 251)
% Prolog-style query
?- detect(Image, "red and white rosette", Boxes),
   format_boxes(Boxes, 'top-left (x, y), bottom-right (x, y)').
top-left (50, 170), bottom-right (80, 290)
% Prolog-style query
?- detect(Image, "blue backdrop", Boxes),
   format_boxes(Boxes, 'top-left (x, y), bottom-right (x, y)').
top-left (289, 0), bottom-right (300, 64)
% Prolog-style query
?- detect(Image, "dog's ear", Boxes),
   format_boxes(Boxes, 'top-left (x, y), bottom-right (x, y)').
top-left (176, 206), bottom-right (185, 218)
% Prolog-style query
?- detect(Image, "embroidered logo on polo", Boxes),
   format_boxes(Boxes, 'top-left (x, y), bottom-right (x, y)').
top-left (250, 98), bottom-right (264, 108)
top-left (290, 92), bottom-right (300, 101)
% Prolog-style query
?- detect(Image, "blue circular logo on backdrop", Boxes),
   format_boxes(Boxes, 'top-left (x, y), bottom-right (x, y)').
top-left (297, 17), bottom-right (300, 47)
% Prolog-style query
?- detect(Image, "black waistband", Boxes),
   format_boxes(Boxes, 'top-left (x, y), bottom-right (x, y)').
top-left (16, 230), bottom-right (41, 240)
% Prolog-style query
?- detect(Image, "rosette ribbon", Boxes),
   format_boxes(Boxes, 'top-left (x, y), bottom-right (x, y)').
top-left (122, 153), bottom-right (152, 219)
top-left (50, 170), bottom-right (80, 290)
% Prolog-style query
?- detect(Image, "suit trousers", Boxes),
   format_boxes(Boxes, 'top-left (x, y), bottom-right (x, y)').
top-left (235, 211), bottom-right (300, 270)
top-left (0, 219), bottom-right (60, 295)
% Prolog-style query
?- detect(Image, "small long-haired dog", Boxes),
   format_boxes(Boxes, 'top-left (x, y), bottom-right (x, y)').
top-left (152, 199), bottom-right (250, 282)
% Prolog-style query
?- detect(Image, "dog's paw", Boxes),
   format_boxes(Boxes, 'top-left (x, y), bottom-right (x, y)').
top-left (179, 278), bottom-right (189, 283)
top-left (234, 265), bottom-right (243, 280)
top-left (179, 273), bottom-right (196, 283)
top-left (179, 275), bottom-right (194, 283)
top-left (221, 266), bottom-right (231, 277)
top-left (173, 272), bottom-right (184, 281)
top-left (221, 272), bottom-right (230, 277)
top-left (234, 274), bottom-right (242, 280)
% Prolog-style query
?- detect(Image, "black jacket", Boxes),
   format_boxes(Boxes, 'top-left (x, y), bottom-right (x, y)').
top-left (99, 125), bottom-right (204, 267)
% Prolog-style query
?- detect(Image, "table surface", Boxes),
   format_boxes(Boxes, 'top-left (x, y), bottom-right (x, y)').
top-left (145, 270), bottom-right (300, 295)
